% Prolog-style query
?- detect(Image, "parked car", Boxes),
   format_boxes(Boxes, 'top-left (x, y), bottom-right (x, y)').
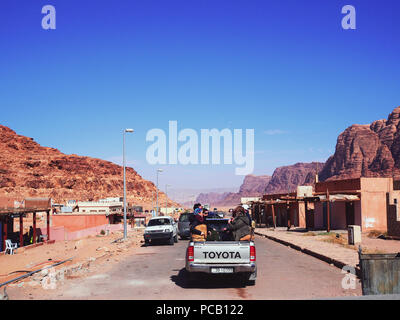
top-left (178, 212), bottom-right (191, 240)
top-left (144, 216), bottom-right (178, 245)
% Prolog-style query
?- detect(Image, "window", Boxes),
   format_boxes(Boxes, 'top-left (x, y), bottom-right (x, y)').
top-left (148, 218), bottom-right (172, 226)
top-left (179, 213), bottom-right (190, 222)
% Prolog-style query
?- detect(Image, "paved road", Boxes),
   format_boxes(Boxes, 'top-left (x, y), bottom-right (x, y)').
top-left (26, 235), bottom-right (362, 299)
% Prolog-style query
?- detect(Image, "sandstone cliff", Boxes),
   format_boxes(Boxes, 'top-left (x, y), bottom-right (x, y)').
top-left (196, 162), bottom-right (322, 207)
top-left (0, 125), bottom-right (176, 208)
top-left (320, 106), bottom-right (400, 181)
top-left (265, 162), bottom-right (323, 194)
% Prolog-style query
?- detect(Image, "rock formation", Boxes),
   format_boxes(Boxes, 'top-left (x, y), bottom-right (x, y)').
top-left (320, 106), bottom-right (400, 181)
top-left (196, 162), bottom-right (322, 207)
top-left (0, 125), bottom-right (177, 207)
top-left (265, 162), bottom-right (323, 194)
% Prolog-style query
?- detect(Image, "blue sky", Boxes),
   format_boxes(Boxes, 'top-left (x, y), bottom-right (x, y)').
top-left (1, 0), bottom-right (400, 193)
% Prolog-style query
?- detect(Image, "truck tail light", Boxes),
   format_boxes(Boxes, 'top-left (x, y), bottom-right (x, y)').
top-left (187, 245), bottom-right (194, 262)
top-left (250, 245), bottom-right (256, 262)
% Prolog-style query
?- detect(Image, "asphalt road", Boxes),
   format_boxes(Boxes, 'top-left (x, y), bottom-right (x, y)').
top-left (27, 234), bottom-right (361, 300)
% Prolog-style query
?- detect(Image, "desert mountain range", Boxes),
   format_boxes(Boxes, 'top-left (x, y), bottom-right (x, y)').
top-left (1, 106), bottom-right (400, 209)
top-left (0, 125), bottom-right (176, 208)
top-left (197, 162), bottom-right (323, 207)
top-left (197, 106), bottom-right (400, 207)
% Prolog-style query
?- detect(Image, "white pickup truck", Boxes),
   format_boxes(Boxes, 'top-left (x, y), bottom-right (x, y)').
top-left (144, 216), bottom-right (178, 245)
top-left (185, 217), bottom-right (257, 285)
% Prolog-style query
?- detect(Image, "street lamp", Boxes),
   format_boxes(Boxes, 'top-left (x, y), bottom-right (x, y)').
top-left (165, 184), bottom-right (171, 216)
top-left (156, 168), bottom-right (163, 216)
top-left (123, 128), bottom-right (134, 240)
top-left (151, 190), bottom-right (154, 217)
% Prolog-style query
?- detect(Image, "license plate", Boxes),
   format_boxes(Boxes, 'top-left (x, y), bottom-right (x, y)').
top-left (211, 268), bottom-right (234, 274)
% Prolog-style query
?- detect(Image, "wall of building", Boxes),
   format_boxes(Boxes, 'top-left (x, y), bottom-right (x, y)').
top-left (298, 202), bottom-right (306, 228)
top-left (314, 203), bottom-right (323, 229)
top-left (39, 223), bottom-right (130, 241)
top-left (313, 201), bottom-right (361, 230)
top-left (360, 191), bottom-right (388, 231)
top-left (52, 214), bottom-right (109, 232)
top-left (387, 191), bottom-right (400, 237)
top-left (315, 179), bottom-right (361, 193)
top-left (314, 178), bottom-right (392, 232)
top-left (360, 178), bottom-right (392, 193)
top-left (330, 201), bottom-right (346, 230)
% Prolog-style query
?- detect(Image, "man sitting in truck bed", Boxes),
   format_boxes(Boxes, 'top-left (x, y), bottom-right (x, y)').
top-left (190, 207), bottom-right (207, 242)
top-left (225, 206), bottom-right (252, 241)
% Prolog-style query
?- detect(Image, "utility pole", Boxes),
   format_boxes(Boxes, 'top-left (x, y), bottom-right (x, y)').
top-left (123, 128), bottom-right (134, 240)
top-left (156, 169), bottom-right (163, 216)
top-left (327, 189), bottom-right (330, 233)
top-left (165, 184), bottom-right (171, 216)
top-left (151, 191), bottom-right (154, 217)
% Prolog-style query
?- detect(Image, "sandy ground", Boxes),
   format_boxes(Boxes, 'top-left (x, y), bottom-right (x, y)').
top-left (0, 228), bottom-right (145, 298)
top-left (359, 235), bottom-right (400, 254)
top-left (8, 235), bottom-right (362, 300)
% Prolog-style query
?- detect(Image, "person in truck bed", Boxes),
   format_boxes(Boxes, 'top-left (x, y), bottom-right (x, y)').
top-left (190, 207), bottom-right (207, 242)
top-left (225, 206), bottom-right (252, 241)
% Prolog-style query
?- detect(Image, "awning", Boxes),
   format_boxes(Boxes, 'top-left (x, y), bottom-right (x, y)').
top-left (318, 194), bottom-right (360, 202)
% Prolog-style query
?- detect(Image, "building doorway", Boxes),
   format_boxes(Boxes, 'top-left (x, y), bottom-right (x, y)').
top-left (345, 201), bottom-right (355, 226)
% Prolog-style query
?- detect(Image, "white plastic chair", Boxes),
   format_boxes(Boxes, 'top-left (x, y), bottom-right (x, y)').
top-left (5, 240), bottom-right (18, 255)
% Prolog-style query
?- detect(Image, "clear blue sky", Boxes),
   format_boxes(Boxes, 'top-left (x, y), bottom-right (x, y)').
top-left (1, 0), bottom-right (399, 191)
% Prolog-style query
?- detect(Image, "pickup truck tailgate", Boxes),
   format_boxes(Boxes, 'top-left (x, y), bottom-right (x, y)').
top-left (193, 241), bottom-right (250, 264)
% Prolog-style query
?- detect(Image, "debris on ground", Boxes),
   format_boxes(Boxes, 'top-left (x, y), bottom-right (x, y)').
top-left (0, 228), bottom-right (145, 298)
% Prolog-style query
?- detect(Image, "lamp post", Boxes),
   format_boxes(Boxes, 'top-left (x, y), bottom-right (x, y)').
top-left (165, 184), bottom-right (171, 216)
top-left (156, 169), bottom-right (163, 216)
top-left (151, 191), bottom-right (154, 217)
top-left (123, 128), bottom-right (134, 240)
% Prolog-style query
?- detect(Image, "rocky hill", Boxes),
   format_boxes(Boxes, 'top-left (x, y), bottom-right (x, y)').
top-left (196, 163), bottom-right (322, 207)
top-left (239, 174), bottom-right (272, 194)
top-left (0, 125), bottom-right (177, 208)
top-left (195, 192), bottom-right (231, 207)
top-left (320, 106), bottom-right (400, 181)
top-left (265, 162), bottom-right (323, 194)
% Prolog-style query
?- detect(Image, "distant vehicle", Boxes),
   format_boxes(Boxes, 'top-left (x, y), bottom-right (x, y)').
top-left (207, 211), bottom-right (224, 218)
top-left (215, 211), bottom-right (224, 218)
top-left (144, 216), bottom-right (178, 246)
top-left (178, 212), bottom-right (191, 240)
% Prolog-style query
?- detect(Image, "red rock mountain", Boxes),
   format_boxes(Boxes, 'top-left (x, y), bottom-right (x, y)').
top-left (265, 162), bottom-right (323, 194)
top-left (0, 125), bottom-right (177, 208)
top-left (196, 192), bottom-right (231, 206)
top-left (196, 163), bottom-right (322, 207)
top-left (320, 106), bottom-right (400, 181)
top-left (239, 175), bottom-right (272, 194)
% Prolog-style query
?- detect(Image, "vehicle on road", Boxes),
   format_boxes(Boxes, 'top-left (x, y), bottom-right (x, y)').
top-left (144, 216), bottom-right (178, 245)
top-left (178, 212), bottom-right (191, 240)
top-left (185, 217), bottom-right (257, 285)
